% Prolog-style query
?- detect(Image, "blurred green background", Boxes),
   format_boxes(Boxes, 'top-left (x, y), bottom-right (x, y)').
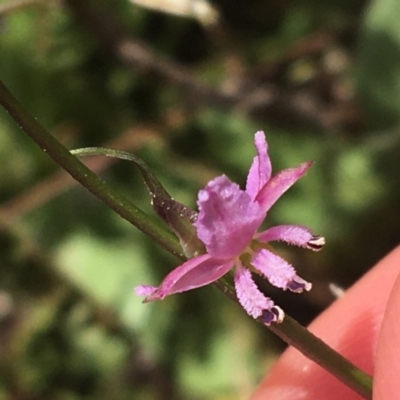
top-left (0, 0), bottom-right (400, 398)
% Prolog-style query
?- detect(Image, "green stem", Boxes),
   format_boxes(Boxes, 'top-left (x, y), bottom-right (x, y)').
top-left (0, 78), bottom-right (182, 259)
top-left (0, 78), bottom-right (372, 399)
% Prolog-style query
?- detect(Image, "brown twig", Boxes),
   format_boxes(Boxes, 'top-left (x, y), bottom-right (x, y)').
top-left (63, 0), bottom-right (358, 131)
top-left (64, 0), bottom-right (228, 104)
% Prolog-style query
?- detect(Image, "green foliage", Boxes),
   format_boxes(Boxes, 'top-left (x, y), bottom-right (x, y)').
top-left (358, 0), bottom-right (400, 128)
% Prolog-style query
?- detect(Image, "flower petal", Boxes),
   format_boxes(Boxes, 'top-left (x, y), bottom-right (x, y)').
top-left (252, 249), bottom-right (311, 292)
top-left (136, 254), bottom-right (234, 302)
top-left (234, 262), bottom-right (281, 321)
top-left (257, 224), bottom-right (325, 251)
top-left (246, 131), bottom-right (272, 200)
top-left (135, 285), bottom-right (157, 297)
top-left (195, 175), bottom-right (264, 259)
top-left (255, 161), bottom-right (313, 213)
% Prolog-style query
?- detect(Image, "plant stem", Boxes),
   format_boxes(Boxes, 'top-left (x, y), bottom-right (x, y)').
top-left (0, 78), bottom-right (182, 259)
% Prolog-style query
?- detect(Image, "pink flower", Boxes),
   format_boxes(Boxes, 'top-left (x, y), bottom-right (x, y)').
top-left (135, 131), bottom-right (325, 324)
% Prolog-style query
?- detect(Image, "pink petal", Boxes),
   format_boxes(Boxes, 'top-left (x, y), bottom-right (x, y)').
top-left (246, 131), bottom-right (272, 200)
top-left (251, 249), bottom-right (311, 291)
top-left (255, 161), bottom-right (313, 213)
top-left (135, 285), bottom-right (157, 297)
top-left (195, 175), bottom-right (264, 259)
top-left (234, 262), bottom-right (277, 319)
top-left (138, 254), bottom-right (234, 302)
top-left (257, 224), bottom-right (325, 251)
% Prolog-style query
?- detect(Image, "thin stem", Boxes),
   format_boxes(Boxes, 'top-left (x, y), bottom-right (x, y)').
top-left (0, 77), bottom-right (372, 399)
top-left (0, 127), bottom-right (157, 222)
top-left (0, 78), bottom-right (182, 259)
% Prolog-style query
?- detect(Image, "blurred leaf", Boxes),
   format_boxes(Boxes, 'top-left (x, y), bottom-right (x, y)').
top-left (358, 0), bottom-right (400, 128)
top-left (56, 231), bottom-right (152, 329)
top-left (334, 146), bottom-right (385, 212)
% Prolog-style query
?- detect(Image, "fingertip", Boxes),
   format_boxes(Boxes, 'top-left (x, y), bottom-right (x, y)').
top-left (374, 268), bottom-right (400, 399)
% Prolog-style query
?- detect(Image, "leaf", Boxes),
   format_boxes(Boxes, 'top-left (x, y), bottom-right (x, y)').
top-left (70, 147), bottom-right (205, 257)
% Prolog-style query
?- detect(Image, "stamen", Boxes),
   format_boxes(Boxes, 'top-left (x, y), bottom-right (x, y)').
top-left (307, 235), bottom-right (325, 251)
top-left (287, 279), bottom-right (312, 293)
top-left (262, 306), bottom-right (285, 325)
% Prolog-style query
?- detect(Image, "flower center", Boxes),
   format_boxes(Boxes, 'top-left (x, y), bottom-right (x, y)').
top-left (239, 239), bottom-right (277, 275)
